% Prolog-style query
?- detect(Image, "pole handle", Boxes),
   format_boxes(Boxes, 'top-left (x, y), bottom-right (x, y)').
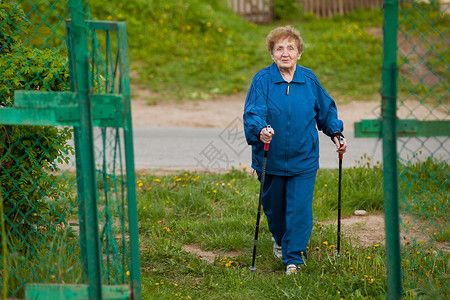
top-left (264, 125), bottom-right (273, 151)
top-left (338, 136), bottom-right (344, 159)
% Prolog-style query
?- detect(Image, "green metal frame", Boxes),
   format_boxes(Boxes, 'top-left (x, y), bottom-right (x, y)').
top-left (355, 119), bottom-right (450, 138)
top-left (0, 0), bottom-right (141, 299)
top-left (381, 1), bottom-right (402, 299)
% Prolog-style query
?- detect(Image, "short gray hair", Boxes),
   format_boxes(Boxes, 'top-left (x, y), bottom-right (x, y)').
top-left (266, 26), bottom-right (303, 54)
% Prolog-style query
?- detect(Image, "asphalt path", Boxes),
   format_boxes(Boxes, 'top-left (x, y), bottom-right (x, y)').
top-left (132, 127), bottom-right (448, 171)
top-left (133, 125), bottom-right (450, 172)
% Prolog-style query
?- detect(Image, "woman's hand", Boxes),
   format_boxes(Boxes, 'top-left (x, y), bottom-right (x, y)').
top-left (259, 126), bottom-right (274, 144)
top-left (333, 136), bottom-right (347, 155)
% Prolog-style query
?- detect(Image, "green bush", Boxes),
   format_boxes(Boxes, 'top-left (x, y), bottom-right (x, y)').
top-left (273, 0), bottom-right (303, 21)
top-left (0, 2), bottom-right (73, 236)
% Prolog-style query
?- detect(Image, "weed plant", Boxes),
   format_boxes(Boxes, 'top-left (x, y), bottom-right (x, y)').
top-left (135, 163), bottom-right (449, 299)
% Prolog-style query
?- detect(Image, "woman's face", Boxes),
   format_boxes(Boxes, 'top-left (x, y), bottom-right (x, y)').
top-left (271, 38), bottom-right (301, 70)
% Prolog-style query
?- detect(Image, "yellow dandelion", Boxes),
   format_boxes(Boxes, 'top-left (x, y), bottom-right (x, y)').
top-left (235, 191), bottom-right (240, 194)
top-left (374, 244), bottom-right (379, 248)
top-left (217, 27), bottom-right (223, 32)
top-left (148, 187), bottom-right (152, 190)
top-left (126, 271), bottom-right (130, 276)
top-left (50, 275), bottom-right (55, 279)
top-left (324, 184), bottom-right (327, 187)
top-left (107, 16), bottom-right (113, 20)
top-left (143, 206), bottom-right (146, 210)
top-left (367, 256), bottom-right (371, 260)
top-left (154, 178), bottom-right (161, 182)
top-left (139, 182), bottom-right (144, 187)
top-left (323, 241), bottom-right (328, 246)
top-left (213, 190), bottom-right (217, 193)
top-left (155, 283), bottom-right (159, 286)
top-left (186, 25), bottom-right (191, 31)
top-left (206, 21), bottom-right (212, 27)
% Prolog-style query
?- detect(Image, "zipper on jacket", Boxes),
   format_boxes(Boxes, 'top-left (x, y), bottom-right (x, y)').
top-left (286, 83), bottom-right (290, 95)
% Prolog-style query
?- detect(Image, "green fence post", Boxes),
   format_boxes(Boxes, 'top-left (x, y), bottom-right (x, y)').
top-left (117, 22), bottom-right (142, 300)
top-left (382, 1), bottom-right (402, 299)
top-left (68, 1), bottom-right (102, 299)
top-left (65, 21), bottom-right (88, 283)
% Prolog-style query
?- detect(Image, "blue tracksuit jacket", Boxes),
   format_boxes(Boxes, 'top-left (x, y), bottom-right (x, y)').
top-left (243, 63), bottom-right (343, 175)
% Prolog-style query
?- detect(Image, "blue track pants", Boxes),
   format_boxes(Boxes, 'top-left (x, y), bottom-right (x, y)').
top-left (260, 171), bottom-right (317, 265)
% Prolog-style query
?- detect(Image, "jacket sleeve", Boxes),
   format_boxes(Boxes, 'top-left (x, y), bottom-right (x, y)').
top-left (243, 79), bottom-right (268, 145)
top-left (313, 77), bottom-right (344, 137)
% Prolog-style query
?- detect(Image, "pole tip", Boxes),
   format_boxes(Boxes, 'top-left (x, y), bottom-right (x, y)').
top-left (249, 266), bottom-right (256, 273)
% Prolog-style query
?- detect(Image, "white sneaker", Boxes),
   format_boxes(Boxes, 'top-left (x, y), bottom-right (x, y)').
top-left (272, 237), bottom-right (282, 260)
top-left (286, 264), bottom-right (298, 275)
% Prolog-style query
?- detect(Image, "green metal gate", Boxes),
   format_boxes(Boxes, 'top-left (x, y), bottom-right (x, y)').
top-left (356, 0), bottom-right (449, 298)
top-left (0, 0), bottom-right (141, 299)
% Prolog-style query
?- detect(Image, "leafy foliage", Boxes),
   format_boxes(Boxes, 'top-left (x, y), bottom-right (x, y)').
top-left (273, 0), bottom-right (303, 21)
top-left (0, 1), bottom-right (73, 236)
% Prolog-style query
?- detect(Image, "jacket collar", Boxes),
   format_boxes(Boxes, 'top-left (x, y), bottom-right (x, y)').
top-left (270, 62), bottom-right (306, 83)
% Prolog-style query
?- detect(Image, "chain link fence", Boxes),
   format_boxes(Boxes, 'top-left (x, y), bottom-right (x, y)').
top-left (396, 0), bottom-right (449, 297)
top-left (1, 0), bottom-right (140, 298)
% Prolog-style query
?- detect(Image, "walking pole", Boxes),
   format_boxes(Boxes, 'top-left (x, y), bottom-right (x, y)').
top-left (250, 125), bottom-right (272, 273)
top-left (336, 136), bottom-right (344, 256)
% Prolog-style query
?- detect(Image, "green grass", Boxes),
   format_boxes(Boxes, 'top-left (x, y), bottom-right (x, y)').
top-left (135, 163), bottom-right (449, 299)
top-left (3, 160), bottom-right (448, 298)
top-left (86, 1), bottom-right (384, 102)
top-left (19, 0), bottom-right (447, 103)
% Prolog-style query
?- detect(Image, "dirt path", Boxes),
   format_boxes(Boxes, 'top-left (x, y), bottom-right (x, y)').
top-left (131, 91), bottom-right (382, 128)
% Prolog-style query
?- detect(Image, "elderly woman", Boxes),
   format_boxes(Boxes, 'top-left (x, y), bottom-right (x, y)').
top-left (243, 26), bottom-right (347, 275)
